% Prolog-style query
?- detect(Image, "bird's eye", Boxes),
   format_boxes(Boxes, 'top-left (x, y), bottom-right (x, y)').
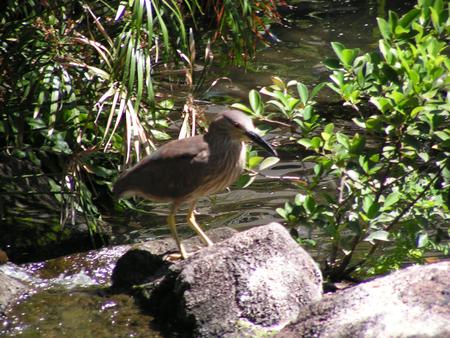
top-left (233, 122), bottom-right (241, 128)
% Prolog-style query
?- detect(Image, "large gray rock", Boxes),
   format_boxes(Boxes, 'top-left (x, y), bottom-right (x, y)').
top-left (113, 223), bottom-right (323, 337)
top-left (277, 261), bottom-right (450, 338)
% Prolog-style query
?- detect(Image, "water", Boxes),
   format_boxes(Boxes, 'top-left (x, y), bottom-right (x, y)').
top-left (2, 286), bottom-right (162, 337)
top-left (2, 1), bottom-right (418, 337)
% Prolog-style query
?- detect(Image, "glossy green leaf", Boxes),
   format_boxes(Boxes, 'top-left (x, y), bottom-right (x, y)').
top-left (336, 132), bottom-right (350, 149)
top-left (331, 42), bottom-right (345, 61)
top-left (259, 156), bottom-right (280, 170)
top-left (248, 155), bottom-right (263, 169)
top-left (383, 191), bottom-right (401, 209)
top-left (297, 83), bottom-right (309, 105)
top-left (341, 48), bottom-right (360, 66)
top-left (377, 17), bottom-right (391, 40)
top-left (231, 103), bottom-right (254, 115)
top-left (249, 89), bottom-right (264, 116)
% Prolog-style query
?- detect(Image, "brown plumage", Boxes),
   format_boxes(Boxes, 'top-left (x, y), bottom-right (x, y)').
top-left (113, 110), bottom-right (277, 258)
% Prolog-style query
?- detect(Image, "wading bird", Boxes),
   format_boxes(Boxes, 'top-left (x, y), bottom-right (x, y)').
top-left (113, 110), bottom-right (277, 258)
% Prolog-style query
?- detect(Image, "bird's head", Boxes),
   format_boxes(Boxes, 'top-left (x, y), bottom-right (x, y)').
top-left (211, 110), bottom-right (278, 157)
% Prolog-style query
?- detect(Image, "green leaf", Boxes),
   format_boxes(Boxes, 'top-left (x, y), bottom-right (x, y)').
top-left (248, 156), bottom-right (263, 169)
top-left (324, 123), bottom-right (334, 135)
top-left (271, 76), bottom-right (286, 89)
top-left (276, 207), bottom-right (288, 220)
top-left (350, 134), bottom-right (365, 153)
top-left (352, 118), bottom-right (366, 129)
top-left (341, 48), bottom-right (360, 66)
top-left (365, 230), bottom-right (390, 243)
top-left (304, 195), bottom-right (316, 213)
top-left (379, 40), bottom-right (394, 64)
top-left (297, 83), bottom-right (309, 105)
top-left (377, 17), bottom-right (391, 40)
top-left (313, 163), bottom-right (323, 176)
top-left (152, 129), bottom-right (171, 141)
top-left (418, 152), bottom-right (429, 162)
top-left (331, 42), bottom-right (345, 62)
top-left (430, 6), bottom-right (442, 30)
top-left (366, 116), bottom-right (382, 131)
top-left (370, 97), bottom-right (393, 113)
top-left (434, 131), bottom-right (449, 141)
top-left (298, 138), bottom-right (312, 149)
top-left (388, 11), bottom-right (399, 33)
top-left (249, 89), bottom-right (264, 116)
top-left (231, 103), bottom-right (254, 115)
top-left (417, 232), bottom-right (429, 248)
top-left (336, 132), bottom-right (350, 149)
top-left (310, 136), bottom-right (322, 150)
top-left (302, 105), bottom-right (313, 120)
top-left (399, 8), bottom-right (420, 28)
top-left (359, 155), bottom-right (369, 173)
top-left (363, 195), bottom-right (379, 219)
top-left (259, 156), bottom-right (280, 170)
top-left (383, 191), bottom-right (401, 209)
top-left (310, 82), bottom-right (326, 100)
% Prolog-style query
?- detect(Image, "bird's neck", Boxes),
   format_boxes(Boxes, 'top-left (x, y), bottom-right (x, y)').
top-left (204, 130), bottom-right (245, 163)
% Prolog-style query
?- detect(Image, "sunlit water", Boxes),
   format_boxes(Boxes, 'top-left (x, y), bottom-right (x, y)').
top-left (2, 1), bottom-right (418, 337)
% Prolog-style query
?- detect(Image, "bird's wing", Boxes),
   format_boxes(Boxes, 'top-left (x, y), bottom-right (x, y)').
top-left (151, 135), bottom-right (209, 163)
top-left (114, 136), bottom-right (211, 200)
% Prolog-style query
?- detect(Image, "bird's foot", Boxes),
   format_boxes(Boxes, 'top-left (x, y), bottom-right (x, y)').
top-left (163, 251), bottom-right (190, 262)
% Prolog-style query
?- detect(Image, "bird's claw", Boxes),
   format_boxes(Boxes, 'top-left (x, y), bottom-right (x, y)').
top-left (163, 251), bottom-right (190, 262)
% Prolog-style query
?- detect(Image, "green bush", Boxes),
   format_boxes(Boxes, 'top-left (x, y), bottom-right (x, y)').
top-left (237, 0), bottom-right (449, 280)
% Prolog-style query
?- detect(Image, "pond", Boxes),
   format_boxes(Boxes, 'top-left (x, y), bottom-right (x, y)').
top-left (1, 1), bottom-right (418, 337)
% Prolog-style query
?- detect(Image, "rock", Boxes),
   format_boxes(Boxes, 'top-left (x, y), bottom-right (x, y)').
top-left (277, 261), bottom-right (450, 338)
top-left (111, 226), bottom-right (238, 289)
top-left (0, 265), bottom-right (28, 312)
top-left (113, 223), bottom-right (323, 337)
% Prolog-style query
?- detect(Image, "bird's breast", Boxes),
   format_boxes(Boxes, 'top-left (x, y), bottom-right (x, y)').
top-left (194, 140), bottom-right (245, 196)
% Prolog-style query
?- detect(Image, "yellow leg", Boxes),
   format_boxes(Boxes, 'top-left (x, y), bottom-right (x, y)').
top-left (167, 207), bottom-right (188, 259)
top-left (187, 203), bottom-right (214, 247)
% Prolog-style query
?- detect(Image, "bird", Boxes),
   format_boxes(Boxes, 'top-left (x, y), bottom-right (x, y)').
top-left (113, 109), bottom-right (277, 259)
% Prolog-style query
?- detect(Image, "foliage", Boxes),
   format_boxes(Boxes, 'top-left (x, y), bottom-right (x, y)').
top-left (201, 0), bottom-right (283, 64)
top-left (238, 0), bottom-right (450, 280)
top-left (0, 0), bottom-right (281, 247)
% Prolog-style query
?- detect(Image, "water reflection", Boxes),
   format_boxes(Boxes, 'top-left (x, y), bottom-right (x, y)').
top-left (206, 0), bottom-right (416, 99)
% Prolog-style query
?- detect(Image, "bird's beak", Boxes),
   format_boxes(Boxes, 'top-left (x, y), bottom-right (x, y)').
top-left (245, 131), bottom-right (278, 157)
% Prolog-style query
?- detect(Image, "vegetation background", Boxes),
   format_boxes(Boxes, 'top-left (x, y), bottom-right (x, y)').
top-left (0, 0), bottom-right (448, 281)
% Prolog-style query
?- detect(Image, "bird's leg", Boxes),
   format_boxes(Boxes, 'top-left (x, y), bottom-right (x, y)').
top-left (186, 202), bottom-right (214, 247)
top-left (167, 206), bottom-right (188, 259)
